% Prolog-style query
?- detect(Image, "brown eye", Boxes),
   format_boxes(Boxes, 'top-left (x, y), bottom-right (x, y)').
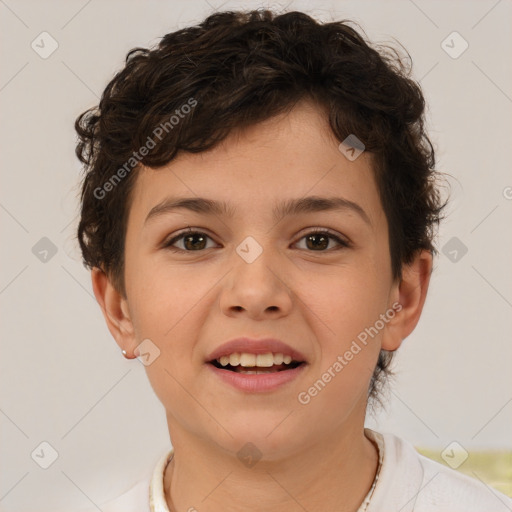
top-left (163, 228), bottom-right (349, 253)
top-left (164, 230), bottom-right (216, 252)
top-left (295, 230), bottom-right (349, 251)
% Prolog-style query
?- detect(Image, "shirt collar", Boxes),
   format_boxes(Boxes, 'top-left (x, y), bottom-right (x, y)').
top-left (149, 448), bottom-right (174, 512)
top-left (366, 430), bottom-right (425, 512)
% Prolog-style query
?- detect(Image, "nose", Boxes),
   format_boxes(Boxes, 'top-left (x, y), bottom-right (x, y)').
top-left (219, 242), bottom-right (293, 320)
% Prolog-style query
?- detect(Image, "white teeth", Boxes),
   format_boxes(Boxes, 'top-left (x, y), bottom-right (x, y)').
top-left (239, 353), bottom-right (256, 367)
top-left (237, 370), bottom-right (280, 374)
top-left (216, 352), bottom-right (297, 367)
top-left (229, 353), bottom-right (240, 366)
top-left (256, 353), bottom-right (274, 367)
top-left (273, 353), bottom-right (284, 365)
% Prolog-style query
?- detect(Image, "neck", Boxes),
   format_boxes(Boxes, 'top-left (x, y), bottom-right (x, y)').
top-left (163, 423), bottom-right (378, 512)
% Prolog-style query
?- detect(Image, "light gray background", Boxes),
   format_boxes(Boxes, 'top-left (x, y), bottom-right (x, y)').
top-left (1, 0), bottom-right (511, 510)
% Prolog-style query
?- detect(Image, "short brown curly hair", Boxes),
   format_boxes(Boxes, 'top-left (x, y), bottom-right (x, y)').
top-left (74, 9), bottom-right (446, 408)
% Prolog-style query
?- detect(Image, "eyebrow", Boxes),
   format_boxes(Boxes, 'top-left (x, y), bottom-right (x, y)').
top-left (144, 195), bottom-right (371, 227)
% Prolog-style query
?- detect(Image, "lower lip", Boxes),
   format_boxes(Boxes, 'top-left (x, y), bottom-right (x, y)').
top-left (206, 363), bottom-right (307, 392)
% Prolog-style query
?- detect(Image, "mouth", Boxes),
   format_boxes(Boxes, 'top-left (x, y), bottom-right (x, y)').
top-left (209, 358), bottom-right (305, 374)
top-left (206, 353), bottom-right (308, 392)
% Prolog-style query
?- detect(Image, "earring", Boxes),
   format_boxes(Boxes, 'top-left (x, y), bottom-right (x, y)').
top-left (122, 349), bottom-right (131, 359)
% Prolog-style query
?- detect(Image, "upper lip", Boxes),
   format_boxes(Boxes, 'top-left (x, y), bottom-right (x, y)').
top-left (206, 337), bottom-right (307, 363)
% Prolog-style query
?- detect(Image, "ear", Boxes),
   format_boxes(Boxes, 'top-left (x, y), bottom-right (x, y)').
top-left (91, 268), bottom-right (137, 355)
top-left (381, 249), bottom-right (433, 351)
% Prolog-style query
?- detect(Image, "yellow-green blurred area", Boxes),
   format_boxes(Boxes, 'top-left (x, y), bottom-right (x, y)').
top-left (416, 448), bottom-right (512, 497)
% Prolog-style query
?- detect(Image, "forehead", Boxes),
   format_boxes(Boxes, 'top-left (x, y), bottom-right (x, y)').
top-left (127, 101), bottom-right (384, 230)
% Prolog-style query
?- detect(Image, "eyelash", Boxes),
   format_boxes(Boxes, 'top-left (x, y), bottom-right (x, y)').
top-left (162, 227), bottom-right (350, 253)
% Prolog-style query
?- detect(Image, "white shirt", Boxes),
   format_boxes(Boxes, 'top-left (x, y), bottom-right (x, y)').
top-left (82, 429), bottom-right (512, 511)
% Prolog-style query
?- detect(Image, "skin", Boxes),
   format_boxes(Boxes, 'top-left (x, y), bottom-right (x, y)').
top-left (92, 99), bottom-right (432, 512)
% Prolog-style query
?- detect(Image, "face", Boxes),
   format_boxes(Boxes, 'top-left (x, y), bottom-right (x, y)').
top-left (119, 100), bottom-right (400, 458)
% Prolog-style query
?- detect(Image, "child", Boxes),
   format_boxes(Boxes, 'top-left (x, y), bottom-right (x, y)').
top-left (74, 8), bottom-right (512, 512)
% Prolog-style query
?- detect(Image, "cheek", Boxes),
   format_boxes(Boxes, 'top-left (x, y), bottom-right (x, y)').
top-left (126, 252), bottom-right (206, 336)
top-left (129, 266), bottom-right (206, 415)
top-left (317, 266), bottom-right (387, 329)
top-left (297, 353), bottom-right (378, 424)
top-left (298, 276), bottom-right (384, 414)
top-left (310, 267), bottom-right (388, 377)
top-left (126, 259), bottom-right (217, 390)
